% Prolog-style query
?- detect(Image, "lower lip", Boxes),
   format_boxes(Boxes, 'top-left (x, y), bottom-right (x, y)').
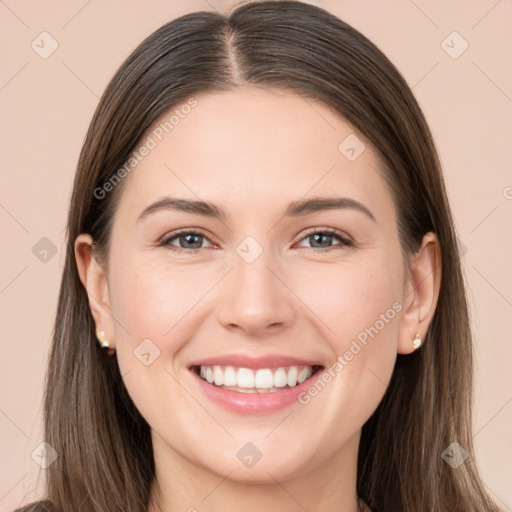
top-left (189, 368), bottom-right (322, 414)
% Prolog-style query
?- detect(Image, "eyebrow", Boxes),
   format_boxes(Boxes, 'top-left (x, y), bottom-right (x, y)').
top-left (137, 196), bottom-right (376, 223)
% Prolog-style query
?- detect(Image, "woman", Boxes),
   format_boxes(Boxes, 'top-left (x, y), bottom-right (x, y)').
top-left (15, 1), bottom-right (503, 511)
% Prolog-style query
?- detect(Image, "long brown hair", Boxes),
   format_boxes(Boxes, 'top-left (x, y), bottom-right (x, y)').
top-left (26, 1), bottom-right (500, 511)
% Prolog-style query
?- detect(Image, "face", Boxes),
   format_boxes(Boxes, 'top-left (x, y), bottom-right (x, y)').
top-left (94, 87), bottom-right (411, 483)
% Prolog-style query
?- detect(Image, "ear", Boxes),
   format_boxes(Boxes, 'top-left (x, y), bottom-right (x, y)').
top-left (397, 231), bottom-right (442, 354)
top-left (74, 233), bottom-right (116, 349)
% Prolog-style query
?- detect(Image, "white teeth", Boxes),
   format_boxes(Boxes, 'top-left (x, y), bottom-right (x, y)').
top-left (235, 387), bottom-right (254, 393)
top-left (287, 366), bottom-right (298, 387)
top-left (273, 367), bottom-right (287, 387)
top-left (255, 369), bottom-right (274, 388)
top-left (196, 364), bottom-right (317, 391)
top-left (237, 368), bottom-right (255, 388)
top-left (223, 366), bottom-right (237, 386)
top-left (297, 367), bottom-right (313, 384)
top-left (213, 365), bottom-right (223, 386)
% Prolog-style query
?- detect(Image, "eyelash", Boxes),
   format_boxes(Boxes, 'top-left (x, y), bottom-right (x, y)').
top-left (159, 227), bottom-right (354, 254)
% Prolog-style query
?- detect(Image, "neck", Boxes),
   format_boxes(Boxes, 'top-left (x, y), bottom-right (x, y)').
top-left (147, 430), bottom-right (366, 512)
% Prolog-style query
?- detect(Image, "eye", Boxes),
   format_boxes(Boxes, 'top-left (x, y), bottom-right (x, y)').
top-left (159, 230), bottom-right (213, 252)
top-left (159, 227), bottom-right (354, 254)
top-left (294, 227), bottom-right (354, 251)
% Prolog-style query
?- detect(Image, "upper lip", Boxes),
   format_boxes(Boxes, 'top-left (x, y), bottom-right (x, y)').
top-left (188, 354), bottom-right (324, 370)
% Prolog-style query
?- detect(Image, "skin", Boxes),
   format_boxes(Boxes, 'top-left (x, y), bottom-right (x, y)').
top-left (75, 86), bottom-right (441, 512)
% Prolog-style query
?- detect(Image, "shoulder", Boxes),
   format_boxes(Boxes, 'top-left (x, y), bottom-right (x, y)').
top-left (13, 500), bottom-right (55, 512)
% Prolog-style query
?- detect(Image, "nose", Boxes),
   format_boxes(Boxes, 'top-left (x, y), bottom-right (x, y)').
top-left (216, 247), bottom-right (295, 338)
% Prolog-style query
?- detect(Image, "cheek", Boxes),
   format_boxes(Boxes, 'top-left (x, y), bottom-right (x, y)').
top-left (292, 253), bottom-right (404, 421)
top-left (107, 258), bottom-right (208, 431)
top-left (292, 259), bottom-right (403, 429)
top-left (296, 257), bottom-right (404, 350)
top-left (108, 255), bottom-right (214, 348)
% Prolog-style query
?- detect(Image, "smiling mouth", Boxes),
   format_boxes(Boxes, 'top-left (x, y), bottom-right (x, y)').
top-left (191, 364), bottom-right (324, 393)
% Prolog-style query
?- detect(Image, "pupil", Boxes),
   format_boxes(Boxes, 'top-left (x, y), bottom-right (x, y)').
top-left (182, 234), bottom-right (201, 248)
top-left (311, 233), bottom-right (331, 248)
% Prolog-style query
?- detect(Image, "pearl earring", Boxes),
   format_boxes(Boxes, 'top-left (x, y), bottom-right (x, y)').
top-left (96, 330), bottom-right (111, 349)
top-left (413, 333), bottom-right (422, 350)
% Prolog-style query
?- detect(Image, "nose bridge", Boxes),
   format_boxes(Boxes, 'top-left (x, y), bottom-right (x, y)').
top-left (217, 238), bottom-right (295, 334)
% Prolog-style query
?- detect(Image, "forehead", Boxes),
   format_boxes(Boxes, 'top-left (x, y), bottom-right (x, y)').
top-left (114, 87), bottom-right (393, 223)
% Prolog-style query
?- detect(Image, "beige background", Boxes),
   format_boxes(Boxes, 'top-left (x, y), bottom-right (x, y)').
top-left (1, 0), bottom-right (511, 510)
